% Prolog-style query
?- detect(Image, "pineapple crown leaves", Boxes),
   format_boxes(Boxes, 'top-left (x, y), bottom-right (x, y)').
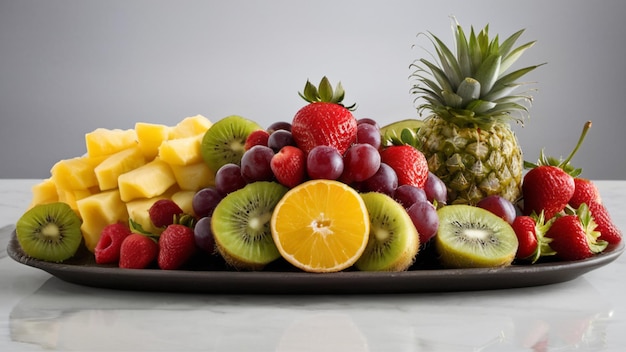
top-left (523, 121), bottom-right (592, 177)
top-left (410, 18), bottom-right (546, 129)
top-left (298, 76), bottom-right (357, 111)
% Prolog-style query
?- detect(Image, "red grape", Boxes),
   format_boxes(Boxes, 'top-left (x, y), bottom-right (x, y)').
top-left (357, 118), bottom-right (379, 129)
top-left (267, 121), bottom-right (292, 133)
top-left (424, 172), bottom-right (447, 205)
top-left (341, 143), bottom-right (381, 183)
top-left (267, 130), bottom-right (295, 152)
top-left (407, 200), bottom-right (439, 245)
top-left (360, 163), bottom-right (398, 196)
top-left (356, 123), bottom-right (381, 149)
top-left (192, 187), bottom-right (223, 218)
top-left (193, 216), bottom-right (216, 254)
top-left (306, 145), bottom-right (344, 180)
top-left (476, 195), bottom-right (517, 224)
top-left (393, 184), bottom-right (427, 209)
top-left (240, 145), bottom-right (275, 183)
top-left (215, 163), bottom-right (247, 195)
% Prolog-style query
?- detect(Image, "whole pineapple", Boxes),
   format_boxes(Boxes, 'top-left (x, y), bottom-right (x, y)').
top-left (412, 21), bottom-right (543, 205)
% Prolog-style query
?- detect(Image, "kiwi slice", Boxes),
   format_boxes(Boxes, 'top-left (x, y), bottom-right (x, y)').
top-left (380, 119), bottom-right (424, 147)
top-left (355, 192), bottom-right (420, 271)
top-left (201, 115), bottom-right (263, 173)
top-left (15, 202), bottom-right (83, 262)
top-left (435, 205), bottom-right (518, 268)
top-left (211, 181), bottom-right (288, 270)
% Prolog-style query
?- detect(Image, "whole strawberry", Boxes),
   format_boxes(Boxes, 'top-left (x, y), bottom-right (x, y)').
top-left (119, 233), bottom-right (158, 269)
top-left (149, 199), bottom-right (184, 228)
top-left (545, 204), bottom-right (608, 261)
top-left (380, 145), bottom-right (428, 188)
top-left (270, 145), bottom-right (306, 188)
top-left (568, 178), bottom-right (601, 208)
top-left (587, 201), bottom-right (622, 245)
top-left (158, 224), bottom-right (196, 270)
top-left (510, 212), bottom-right (555, 263)
top-left (523, 121), bottom-right (591, 219)
top-left (95, 223), bottom-right (132, 264)
top-left (291, 77), bottom-right (357, 155)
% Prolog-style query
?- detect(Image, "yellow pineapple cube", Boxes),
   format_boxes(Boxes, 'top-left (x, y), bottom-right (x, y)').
top-left (135, 122), bottom-right (171, 159)
top-left (76, 189), bottom-right (129, 252)
top-left (57, 187), bottom-right (94, 212)
top-left (50, 156), bottom-right (105, 191)
top-left (85, 128), bottom-right (137, 158)
top-left (169, 162), bottom-right (215, 191)
top-left (126, 196), bottom-right (167, 235)
top-left (169, 115), bottom-right (212, 139)
top-left (118, 159), bottom-right (176, 202)
top-left (171, 190), bottom-right (196, 217)
top-left (94, 147), bottom-right (146, 191)
top-left (158, 134), bottom-right (203, 166)
top-left (29, 178), bottom-right (59, 208)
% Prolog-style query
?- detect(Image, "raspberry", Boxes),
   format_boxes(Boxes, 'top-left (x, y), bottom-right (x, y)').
top-left (94, 223), bottom-right (132, 264)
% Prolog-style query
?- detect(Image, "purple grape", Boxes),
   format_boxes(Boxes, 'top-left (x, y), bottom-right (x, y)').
top-left (306, 145), bottom-right (344, 180)
top-left (215, 163), bottom-right (247, 195)
top-left (361, 163), bottom-right (398, 196)
top-left (194, 216), bottom-right (216, 254)
top-left (341, 143), bottom-right (381, 183)
top-left (476, 195), bottom-right (517, 224)
top-left (356, 123), bottom-right (381, 149)
top-left (424, 172), bottom-right (447, 205)
top-left (356, 118), bottom-right (380, 129)
top-left (240, 145), bottom-right (275, 183)
top-left (192, 187), bottom-right (223, 218)
top-left (407, 200), bottom-right (439, 245)
top-left (393, 184), bottom-right (427, 209)
top-left (267, 129), bottom-right (295, 152)
top-left (267, 121), bottom-right (292, 133)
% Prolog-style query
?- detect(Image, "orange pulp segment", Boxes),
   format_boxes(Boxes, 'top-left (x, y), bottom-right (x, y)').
top-left (270, 179), bottom-right (370, 273)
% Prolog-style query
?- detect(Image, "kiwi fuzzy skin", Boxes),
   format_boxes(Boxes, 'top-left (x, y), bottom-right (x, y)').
top-left (435, 205), bottom-right (518, 268)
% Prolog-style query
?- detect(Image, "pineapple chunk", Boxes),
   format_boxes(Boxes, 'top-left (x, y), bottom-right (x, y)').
top-left (57, 187), bottom-right (94, 212)
top-left (126, 196), bottom-right (168, 235)
top-left (29, 178), bottom-right (59, 208)
top-left (85, 128), bottom-right (137, 158)
top-left (169, 115), bottom-right (212, 139)
top-left (77, 189), bottom-right (129, 252)
top-left (118, 159), bottom-right (176, 202)
top-left (94, 147), bottom-right (146, 191)
top-left (50, 156), bottom-right (105, 191)
top-left (171, 190), bottom-right (196, 217)
top-left (169, 162), bottom-right (215, 191)
top-left (158, 134), bottom-right (203, 166)
top-left (135, 122), bottom-right (171, 159)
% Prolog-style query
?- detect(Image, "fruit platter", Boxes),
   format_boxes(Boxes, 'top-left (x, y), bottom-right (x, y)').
top-left (8, 23), bottom-right (623, 293)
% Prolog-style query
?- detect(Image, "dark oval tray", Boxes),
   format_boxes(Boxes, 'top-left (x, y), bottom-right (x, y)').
top-left (7, 230), bottom-right (624, 294)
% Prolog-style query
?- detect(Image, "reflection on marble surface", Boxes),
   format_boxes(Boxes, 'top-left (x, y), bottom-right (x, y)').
top-left (8, 276), bottom-right (613, 351)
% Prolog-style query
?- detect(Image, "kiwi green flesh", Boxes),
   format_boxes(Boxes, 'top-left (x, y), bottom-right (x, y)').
top-left (201, 115), bottom-right (262, 173)
top-left (380, 119), bottom-right (424, 146)
top-left (15, 202), bottom-right (83, 263)
top-left (355, 192), bottom-right (419, 271)
top-left (211, 181), bottom-right (287, 270)
top-left (435, 205), bottom-right (518, 268)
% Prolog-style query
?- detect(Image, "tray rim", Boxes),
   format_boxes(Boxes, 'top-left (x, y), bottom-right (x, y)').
top-left (7, 229), bottom-right (625, 294)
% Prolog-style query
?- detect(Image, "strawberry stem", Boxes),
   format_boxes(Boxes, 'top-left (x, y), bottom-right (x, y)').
top-left (560, 121), bottom-right (592, 167)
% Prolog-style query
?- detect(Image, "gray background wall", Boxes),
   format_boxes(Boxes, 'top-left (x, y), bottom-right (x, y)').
top-left (1, 0), bottom-right (625, 180)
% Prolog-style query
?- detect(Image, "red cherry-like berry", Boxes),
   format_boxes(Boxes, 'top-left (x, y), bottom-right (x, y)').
top-left (149, 199), bottom-right (184, 228)
top-left (270, 145), bottom-right (306, 188)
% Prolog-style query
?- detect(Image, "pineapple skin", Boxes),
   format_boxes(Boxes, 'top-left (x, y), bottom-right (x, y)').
top-left (417, 116), bottom-right (523, 205)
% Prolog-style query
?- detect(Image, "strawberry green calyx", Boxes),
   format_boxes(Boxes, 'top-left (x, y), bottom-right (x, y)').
top-left (574, 203), bottom-right (608, 254)
top-left (298, 76), bottom-right (356, 110)
top-left (527, 211), bottom-right (556, 263)
top-left (524, 121), bottom-right (592, 177)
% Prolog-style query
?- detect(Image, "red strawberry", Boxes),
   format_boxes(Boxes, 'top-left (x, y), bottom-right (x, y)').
top-left (380, 145), bottom-right (428, 188)
top-left (510, 212), bottom-right (555, 263)
top-left (119, 233), bottom-right (158, 269)
top-left (545, 204), bottom-right (608, 261)
top-left (291, 77), bottom-right (357, 155)
top-left (522, 165), bottom-right (575, 219)
top-left (244, 129), bottom-right (270, 150)
top-left (158, 224), bottom-right (196, 270)
top-left (94, 223), bottom-right (132, 264)
top-left (587, 201), bottom-right (622, 245)
top-left (569, 178), bottom-right (601, 208)
top-left (523, 121), bottom-right (592, 219)
top-left (149, 199), bottom-right (184, 228)
top-left (270, 145), bottom-right (306, 188)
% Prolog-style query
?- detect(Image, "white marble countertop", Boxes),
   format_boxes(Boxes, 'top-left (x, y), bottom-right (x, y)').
top-left (1, 179), bottom-right (625, 351)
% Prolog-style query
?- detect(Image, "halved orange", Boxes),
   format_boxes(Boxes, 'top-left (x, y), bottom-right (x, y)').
top-left (270, 179), bottom-right (370, 273)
